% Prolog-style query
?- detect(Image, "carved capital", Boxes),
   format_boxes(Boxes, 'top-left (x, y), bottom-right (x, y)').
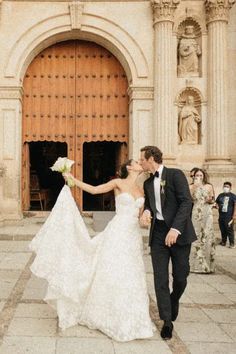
top-left (205, 0), bottom-right (236, 23)
top-left (0, 86), bottom-right (23, 100)
top-left (69, 1), bottom-right (84, 30)
top-left (127, 86), bottom-right (154, 101)
top-left (151, 0), bottom-right (180, 24)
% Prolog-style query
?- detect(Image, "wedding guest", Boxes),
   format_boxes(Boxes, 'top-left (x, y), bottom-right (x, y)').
top-left (189, 168), bottom-right (215, 273)
top-left (189, 167), bottom-right (199, 185)
top-left (215, 182), bottom-right (236, 248)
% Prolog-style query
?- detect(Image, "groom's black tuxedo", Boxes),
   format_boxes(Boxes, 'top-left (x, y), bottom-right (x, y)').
top-left (144, 167), bottom-right (196, 246)
top-left (143, 166), bottom-right (196, 323)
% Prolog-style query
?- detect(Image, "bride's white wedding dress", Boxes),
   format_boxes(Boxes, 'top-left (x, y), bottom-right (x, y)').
top-left (29, 185), bottom-right (155, 341)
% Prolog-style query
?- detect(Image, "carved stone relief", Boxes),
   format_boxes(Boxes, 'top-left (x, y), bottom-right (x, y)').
top-left (177, 19), bottom-right (202, 77)
top-left (69, 1), bottom-right (84, 30)
top-left (178, 89), bottom-right (202, 144)
top-left (205, 0), bottom-right (236, 24)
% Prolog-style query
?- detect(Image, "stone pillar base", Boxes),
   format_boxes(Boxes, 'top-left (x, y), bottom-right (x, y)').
top-left (0, 213), bottom-right (23, 225)
top-left (203, 159), bottom-right (235, 170)
top-left (203, 162), bottom-right (236, 195)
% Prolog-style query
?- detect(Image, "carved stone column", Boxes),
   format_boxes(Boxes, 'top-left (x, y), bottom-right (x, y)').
top-left (0, 86), bottom-right (23, 221)
top-left (205, 0), bottom-right (235, 165)
top-left (152, 0), bottom-right (179, 163)
top-left (127, 86), bottom-right (154, 159)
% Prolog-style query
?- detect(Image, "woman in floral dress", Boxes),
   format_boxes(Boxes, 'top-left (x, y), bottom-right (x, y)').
top-left (189, 169), bottom-right (215, 273)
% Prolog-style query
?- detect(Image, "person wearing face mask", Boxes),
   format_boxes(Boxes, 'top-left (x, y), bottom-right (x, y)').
top-left (215, 182), bottom-right (236, 248)
top-left (189, 167), bottom-right (199, 185)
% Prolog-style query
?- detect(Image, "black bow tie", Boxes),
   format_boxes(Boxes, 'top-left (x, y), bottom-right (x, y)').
top-left (154, 171), bottom-right (159, 178)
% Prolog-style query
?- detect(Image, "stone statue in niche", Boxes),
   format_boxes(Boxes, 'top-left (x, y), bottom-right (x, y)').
top-left (178, 25), bottom-right (201, 77)
top-left (178, 95), bottom-right (201, 144)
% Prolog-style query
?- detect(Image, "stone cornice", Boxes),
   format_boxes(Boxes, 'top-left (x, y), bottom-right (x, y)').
top-left (0, 86), bottom-right (23, 100)
top-left (205, 0), bottom-right (236, 24)
top-left (151, 0), bottom-right (180, 25)
top-left (127, 86), bottom-right (154, 101)
top-left (1, 0), bottom-right (150, 2)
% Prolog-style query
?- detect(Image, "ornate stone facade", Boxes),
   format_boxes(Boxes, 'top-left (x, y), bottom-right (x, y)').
top-left (0, 0), bottom-right (235, 220)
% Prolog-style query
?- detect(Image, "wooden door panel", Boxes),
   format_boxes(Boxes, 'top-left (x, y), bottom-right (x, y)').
top-left (22, 40), bottom-right (128, 210)
top-left (75, 42), bottom-right (129, 143)
top-left (23, 42), bottom-right (76, 146)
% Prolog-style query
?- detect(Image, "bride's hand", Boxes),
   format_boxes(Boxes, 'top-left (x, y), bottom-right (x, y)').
top-left (62, 172), bottom-right (73, 180)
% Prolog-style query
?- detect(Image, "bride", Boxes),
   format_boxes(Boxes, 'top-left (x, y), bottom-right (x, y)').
top-left (29, 159), bottom-right (156, 342)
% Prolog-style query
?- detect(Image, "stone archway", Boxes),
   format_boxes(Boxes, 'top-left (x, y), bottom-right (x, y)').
top-left (22, 40), bottom-right (129, 211)
top-left (0, 10), bottom-right (153, 220)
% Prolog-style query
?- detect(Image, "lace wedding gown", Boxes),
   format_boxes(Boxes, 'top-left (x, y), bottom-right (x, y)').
top-left (29, 185), bottom-right (155, 342)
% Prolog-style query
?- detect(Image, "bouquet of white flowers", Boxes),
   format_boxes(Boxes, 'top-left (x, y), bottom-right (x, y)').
top-left (50, 157), bottom-right (75, 187)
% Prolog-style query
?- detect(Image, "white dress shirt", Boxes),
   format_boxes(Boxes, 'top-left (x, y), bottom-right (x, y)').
top-left (154, 165), bottom-right (164, 220)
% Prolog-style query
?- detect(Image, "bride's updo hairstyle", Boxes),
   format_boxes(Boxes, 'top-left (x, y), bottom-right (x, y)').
top-left (119, 159), bottom-right (133, 179)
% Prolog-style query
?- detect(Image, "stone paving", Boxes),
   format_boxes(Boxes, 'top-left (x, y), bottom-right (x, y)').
top-left (0, 217), bottom-right (235, 354)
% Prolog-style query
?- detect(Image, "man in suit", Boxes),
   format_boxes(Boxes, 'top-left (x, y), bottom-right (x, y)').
top-left (139, 146), bottom-right (196, 340)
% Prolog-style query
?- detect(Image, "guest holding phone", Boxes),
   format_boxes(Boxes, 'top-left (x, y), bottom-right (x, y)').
top-left (189, 168), bottom-right (215, 273)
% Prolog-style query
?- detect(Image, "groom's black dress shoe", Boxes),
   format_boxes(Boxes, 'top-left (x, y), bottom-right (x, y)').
top-left (160, 322), bottom-right (173, 340)
top-left (171, 297), bottom-right (179, 322)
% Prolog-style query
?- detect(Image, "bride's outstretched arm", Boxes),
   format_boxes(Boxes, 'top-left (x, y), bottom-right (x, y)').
top-left (63, 173), bottom-right (118, 195)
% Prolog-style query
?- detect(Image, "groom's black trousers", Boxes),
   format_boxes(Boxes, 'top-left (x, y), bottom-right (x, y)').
top-left (150, 219), bottom-right (191, 322)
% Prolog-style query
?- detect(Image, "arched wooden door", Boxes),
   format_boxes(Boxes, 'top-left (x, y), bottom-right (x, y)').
top-left (22, 40), bottom-right (129, 210)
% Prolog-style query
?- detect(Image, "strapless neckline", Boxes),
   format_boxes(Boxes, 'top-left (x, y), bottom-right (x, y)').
top-left (115, 192), bottom-right (144, 202)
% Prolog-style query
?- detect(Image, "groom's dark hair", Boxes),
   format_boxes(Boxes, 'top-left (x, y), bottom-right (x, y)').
top-left (140, 146), bottom-right (163, 164)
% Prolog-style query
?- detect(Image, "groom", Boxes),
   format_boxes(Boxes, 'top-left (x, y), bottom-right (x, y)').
top-left (139, 146), bottom-right (196, 340)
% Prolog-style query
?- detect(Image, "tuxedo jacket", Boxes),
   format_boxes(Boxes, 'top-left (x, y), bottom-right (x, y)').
top-left (144, 167), bottom-right (197, 246)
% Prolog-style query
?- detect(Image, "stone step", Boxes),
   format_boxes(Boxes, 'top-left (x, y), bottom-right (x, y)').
top-left (0, 214), bottom-right (222, 242)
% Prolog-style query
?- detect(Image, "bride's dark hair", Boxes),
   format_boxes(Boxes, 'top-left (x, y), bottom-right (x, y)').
top-left (118, 159), bottom-right (133, 179)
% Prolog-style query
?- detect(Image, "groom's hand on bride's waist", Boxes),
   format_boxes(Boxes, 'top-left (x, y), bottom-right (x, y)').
top-left (165, 229), bottom-right (180, 247)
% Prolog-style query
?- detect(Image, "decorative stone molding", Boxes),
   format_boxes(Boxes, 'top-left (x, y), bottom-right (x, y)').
top-left (177, 88), bottom-right (202, 108)
top-left (174, 9), bottom-right (207, 34)
top-left (151, 0), bottom-right (180, 24)
top-left (5, 13), bottom-right (149, 83)
top-left (127, 86), bottom-right (154, 101)
top-left (176, 85), bottom-right (204, 105)
top-left (205, 0), bottom-right (236, 24)
top-left (0, 86), bottom-right (23, 100)
top-left (69, 1), bottom-right (84, 30)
